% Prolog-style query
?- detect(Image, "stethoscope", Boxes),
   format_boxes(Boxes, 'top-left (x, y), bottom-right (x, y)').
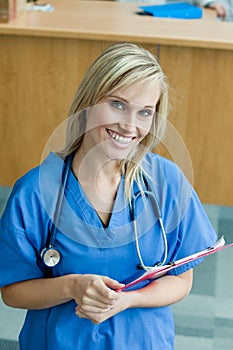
top-left (130, 189), bottom-right (168, 270)
top-left (40, 156), bottom-right (71, 268)
top-left (41, 155), bottom-right (168, 270)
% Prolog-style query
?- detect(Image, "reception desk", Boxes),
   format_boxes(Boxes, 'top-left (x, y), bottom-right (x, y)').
top-left (0, 0), bottom-right (233, 205)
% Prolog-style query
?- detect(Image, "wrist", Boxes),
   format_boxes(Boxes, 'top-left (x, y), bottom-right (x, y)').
top-left (123, 290), bottom-right (144, 309)
top-left (63, 274), bottom-right (81, 301)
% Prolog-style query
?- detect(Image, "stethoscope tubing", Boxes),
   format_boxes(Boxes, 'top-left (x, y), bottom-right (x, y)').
top-left (41, 156), bottom-right (168, 270)
top-left (40, 155), bottom-right (72, 267)
top-left (49, 156), bottom-right (71, 247)
top-left (132, 190), bottom-right (168, 270)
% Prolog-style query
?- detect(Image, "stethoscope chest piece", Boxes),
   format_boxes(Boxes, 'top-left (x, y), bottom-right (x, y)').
top-left (41, 247), bottom-right (61, 267)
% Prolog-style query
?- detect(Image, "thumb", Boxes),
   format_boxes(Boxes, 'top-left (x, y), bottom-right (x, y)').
top-left (102, 276), bottom-right (125, 290)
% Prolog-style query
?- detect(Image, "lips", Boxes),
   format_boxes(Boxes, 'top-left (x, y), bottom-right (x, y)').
top-left (106, 129), bottom-right (135, 144)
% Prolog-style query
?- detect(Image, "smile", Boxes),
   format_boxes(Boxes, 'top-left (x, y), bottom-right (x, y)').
top-left (106, 129), bottom-right (134, 144)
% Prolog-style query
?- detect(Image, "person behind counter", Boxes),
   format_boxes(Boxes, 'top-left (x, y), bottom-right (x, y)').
top-left (0, 42), bottom-right (217, 350)
top-left (202, 0), bottom-right (232, 20)
top-left (117, 0), bottom-right (231, 20)
top-left (202, 0), bottom-right (227, 17)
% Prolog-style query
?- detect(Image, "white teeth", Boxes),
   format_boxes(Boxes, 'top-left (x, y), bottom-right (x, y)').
top-left (108, 130), bottom-right (131, 144)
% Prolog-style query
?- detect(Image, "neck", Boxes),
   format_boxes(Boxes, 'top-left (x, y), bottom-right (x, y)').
top-left (72, 146), bottom-right (122, 226)
top-left (72, 145), bottom-right (122, 185)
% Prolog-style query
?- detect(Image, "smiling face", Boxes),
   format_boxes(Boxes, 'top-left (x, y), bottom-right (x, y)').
top-left (82, 83), bottom-right (161, 162)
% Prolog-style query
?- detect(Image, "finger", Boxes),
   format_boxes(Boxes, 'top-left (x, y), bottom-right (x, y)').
top-left (75, 306), bottom-right (111, 319)
top-left (75, 309), bottom-right (100, 324)
top-left (102, 276), bottom-right (125, 291)
top-left (76, 303), bottom-right (119, 325)
top-left (83, 284), bottom-right (117, 306)
top-left (87, 278), bottom-right (120, 302)
top-left (93, 277), bottom-right (125, 300)
top-left (80, 305), bottom-right (112, 313)
top-left (81, 294), bottom-right (115, 310)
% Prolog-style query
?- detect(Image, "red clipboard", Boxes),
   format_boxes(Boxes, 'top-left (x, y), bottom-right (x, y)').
top-left (118, 236), bottom-right (233, 291)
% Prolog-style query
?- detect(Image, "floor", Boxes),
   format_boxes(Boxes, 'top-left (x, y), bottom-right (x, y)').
top-left (0, 186), bottom-right (233, 349)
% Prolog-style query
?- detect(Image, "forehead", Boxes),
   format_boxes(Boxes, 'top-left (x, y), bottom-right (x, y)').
top-left (111, 82), bottom-right (161, 107)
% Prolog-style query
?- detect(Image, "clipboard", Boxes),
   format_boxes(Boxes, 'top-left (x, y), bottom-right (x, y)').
top-left (139, 2), bottom-right (203, 20)
top-left (118, 236), bottom-right (233, 291)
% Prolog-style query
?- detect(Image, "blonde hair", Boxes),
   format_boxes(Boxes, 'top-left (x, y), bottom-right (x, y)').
top-left (61, 42), bottom-right (169, 201)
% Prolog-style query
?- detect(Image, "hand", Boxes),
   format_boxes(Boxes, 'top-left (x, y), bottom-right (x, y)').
top-left (71, 274), bottom-right (125, 322)
top-left (75, 289), bottom-right (130, 324)
top-left (209, 1), bottom-right (227, 17)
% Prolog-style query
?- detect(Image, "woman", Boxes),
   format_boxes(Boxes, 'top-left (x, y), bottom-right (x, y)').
top-left (0, 43), bottom-right (217, 349)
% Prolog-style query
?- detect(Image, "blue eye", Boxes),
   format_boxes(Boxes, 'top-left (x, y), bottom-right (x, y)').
top-left (138, 109), bottom-right (153, 117)
top-left (111, 101), bottom-right (126, 111)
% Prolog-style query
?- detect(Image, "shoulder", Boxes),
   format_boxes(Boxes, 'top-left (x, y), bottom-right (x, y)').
top-left (13, 166), bottom-right (40, 197)
top-left (0, 165), bottom-right (41, 233)
top-left (12, 152), bottom-right (63, 198)
top-left (7, 164), bottom-right (41, 216)
top-left (142, 152), bottom-right (193, 219)
top-left (143, 152), bottom-right (185, 180)
top-left (10, 153), bottom-right (53, 199)
top-left (1, 153), bottom-right (63, 230)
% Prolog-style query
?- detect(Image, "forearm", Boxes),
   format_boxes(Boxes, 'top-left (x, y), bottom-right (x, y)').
top-left (75, 269), bottom-right (193, 324)
top-left (125, 269), bottom-right (193, 309)
top-left (1, 275), bottom-right (76, 310)
top-left (1, 273), bottom-right (124, 311)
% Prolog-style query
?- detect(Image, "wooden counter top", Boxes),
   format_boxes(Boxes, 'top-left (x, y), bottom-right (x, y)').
top-left (0, 0), bottom-right (233, 50)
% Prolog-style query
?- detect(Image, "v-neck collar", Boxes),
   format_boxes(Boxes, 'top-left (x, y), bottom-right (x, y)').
top-left (40, 152), bottom-right (135, 247)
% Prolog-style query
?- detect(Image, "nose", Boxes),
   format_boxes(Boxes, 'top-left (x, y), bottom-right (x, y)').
top-left (118, 111), bottom-right (137, 134)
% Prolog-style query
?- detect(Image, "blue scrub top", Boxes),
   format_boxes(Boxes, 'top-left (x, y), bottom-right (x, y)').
top-left (0, 152), bottom-right (217, 350)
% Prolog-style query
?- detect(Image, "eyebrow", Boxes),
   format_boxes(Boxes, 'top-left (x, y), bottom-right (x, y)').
top-left (108, 95), bottom-right (156, 109)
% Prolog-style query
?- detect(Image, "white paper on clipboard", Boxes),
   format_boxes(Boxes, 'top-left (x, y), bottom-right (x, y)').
top-left (118, 236), bottom-right (233, 291)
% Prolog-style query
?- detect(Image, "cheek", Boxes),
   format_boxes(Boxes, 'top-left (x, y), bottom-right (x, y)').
top-left (85, 105), bottom-right (118, 132)
top-left (138, 118), bottom-right (154, 138)
top-left (85, 111), bottom-right (106, 133)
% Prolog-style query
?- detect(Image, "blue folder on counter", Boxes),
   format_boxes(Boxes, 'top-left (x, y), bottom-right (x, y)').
top-left (139, 2), bottom-right (203, 19)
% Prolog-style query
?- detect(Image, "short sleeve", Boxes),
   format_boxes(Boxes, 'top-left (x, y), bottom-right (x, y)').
top-left (143, 153), bottom-right (218, 277)
top-left (167, 187), bottom-right (218, 276)
top-left (0, 153), bottom-right (69, 287)
top-left (0, 225), bottom-right (45, 287)
top-left (0, 175), bottom-right (47, 287)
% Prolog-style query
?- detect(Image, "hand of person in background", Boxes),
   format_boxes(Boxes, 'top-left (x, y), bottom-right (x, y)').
top-left (205, 1), bottom-right (227, 18)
